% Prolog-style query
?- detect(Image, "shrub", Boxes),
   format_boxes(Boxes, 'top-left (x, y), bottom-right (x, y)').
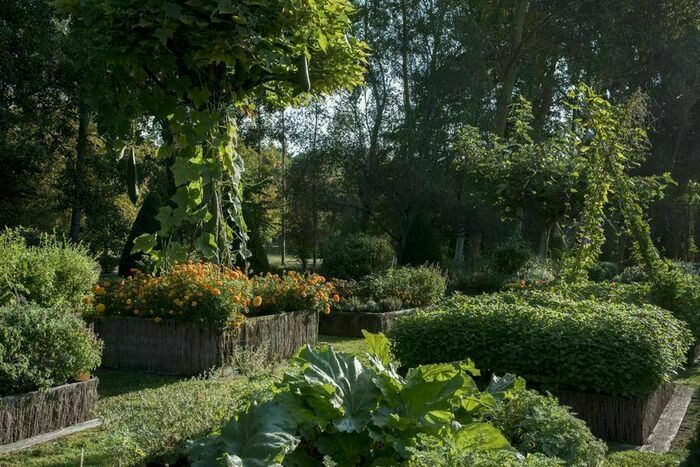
top-left (550, 275), bottom-right (700, 339)
top-left (453, 270), bottom-right (508, 295)
top-left (94, 262), bottom-right (335, 325)
top-left (614, 265), bottom-right (648, 283)
top-left (491, 390), bottom-right (606, 467)
top-left (320, 234), bottom-right (394, 279)
top-left (389, 291), bottom-right (691, 397)
top-left (399, 212), bottom-right (443, 266)
top-left (358, 266), bottom-right (446, 308)
top-left (493, 239), bottom-right (532, 275)
top-left (0, 305), bottom-right (102, 396)
top-left (0, 229), bottom-right (98, 308)
top-left (588, 261), bottom-right (619, 282)
top-left (331, 266), bottom-right (446, 313)
top-left (516, 258), bottom-right (557, 285)
top-left (407, 440), bottom-right (566, 467)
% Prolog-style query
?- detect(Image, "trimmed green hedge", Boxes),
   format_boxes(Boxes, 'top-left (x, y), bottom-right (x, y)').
top-left (389, 291), bottom-right (692, 397)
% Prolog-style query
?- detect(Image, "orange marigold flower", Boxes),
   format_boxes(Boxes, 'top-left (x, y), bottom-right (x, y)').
top-left (154, 317), bottom-right (163, 323)
top-left (333, 294), bottom-right (341, 303)
top-left (211, 288), bottom-right (222, 296)
top-left (519, 279), bottom-right (526, 289)
top-left (95, 303), bottom-right (105, 313)
top-left (324, 305), bottom-right (331, 315)
top-left (253, 296), bottom-right (263, 307)
top-left (82, 297), bottom-right (92, 305)
top-left (191, 301), bottom-right (197, 307)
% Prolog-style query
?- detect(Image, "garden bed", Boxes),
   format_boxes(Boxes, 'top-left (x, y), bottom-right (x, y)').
top-left (554, 383), bottom-right (675, 445)
top-left (0, 378), bottom-right (99, 446)
top-left (319, 308), bottom-right (416, 337)
top-left (93, 311), bottom-right (318, 375)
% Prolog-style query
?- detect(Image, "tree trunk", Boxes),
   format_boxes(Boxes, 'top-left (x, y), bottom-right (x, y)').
top-left (70, 104), bottom-right (89, 244)
top-left (280, 110), bottom-right (287, 266)
top-left (538, 224), bottom-right (551, 258)
top-left (494, 0), bottom-right (529, 137)
top-left (453, 232), bottom-right (465, 263)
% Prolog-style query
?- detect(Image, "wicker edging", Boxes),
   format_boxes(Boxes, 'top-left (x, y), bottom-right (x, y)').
top-left (0, 378), bottom-right (99, 446)
top-left (93, 310), bottom-right (318, 375)
top-left (318, 308), bottom-right (417, 337)
top-left (554, 382), bottom-right (675, 445)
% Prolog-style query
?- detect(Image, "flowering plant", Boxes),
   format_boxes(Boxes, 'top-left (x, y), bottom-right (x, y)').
top-left (88, 262), bottom-right (336, 326)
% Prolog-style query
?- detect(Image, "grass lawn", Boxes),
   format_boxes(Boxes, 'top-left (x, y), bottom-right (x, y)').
top-left (1, 336), bottom-right (699, 466)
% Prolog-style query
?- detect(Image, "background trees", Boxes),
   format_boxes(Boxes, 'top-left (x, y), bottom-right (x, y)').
top-left (1, 0), bottom-right (698, 271)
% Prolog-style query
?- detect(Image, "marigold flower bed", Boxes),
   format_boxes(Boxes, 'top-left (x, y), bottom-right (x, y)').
top-left (87, 262), bottom-right (334, 374)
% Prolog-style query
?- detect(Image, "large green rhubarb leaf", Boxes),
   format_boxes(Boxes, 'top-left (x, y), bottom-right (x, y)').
top-left (189, 400), bottom-right (299, 467)
top-left (287, 345), bottom-right (380, 433)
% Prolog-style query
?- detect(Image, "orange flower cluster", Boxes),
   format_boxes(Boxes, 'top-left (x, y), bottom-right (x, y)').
top-left (249, 270), bottom-right (337, 316)
top-left (91, 261), bottom-right (335, 326)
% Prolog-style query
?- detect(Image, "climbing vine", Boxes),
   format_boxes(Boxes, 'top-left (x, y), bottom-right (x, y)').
top-left (57, 0), bottom-right (367, 268)
top-left (562, 85), bottom-right (671, 282)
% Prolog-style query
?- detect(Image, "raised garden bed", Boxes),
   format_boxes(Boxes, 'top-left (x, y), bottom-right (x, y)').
top-left (93, 310), bottom-right (318, 375)
top-left (0, 378), bottom-right (99, 446)
top-left (554, 383), bottom-right (675, 445)
top-left (318, 308), bottom-right (416, 337)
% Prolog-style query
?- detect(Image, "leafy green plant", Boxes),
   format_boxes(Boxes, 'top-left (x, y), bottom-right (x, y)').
top-left (189, 333), bottom-right (524, 466)
top-left (407, 437), bottom-right (567, 466)
top-left (358, 266), bottom-right (446, 308)
top-left (389, 291), bottom-right (692, 397)
top-left (493, 239), bottom-right (533, 275)
top-left (0, 228), bottom-right (98, 309)
top-left (613, 265), bottom-right (649, 283)
top-left (320, 234), bottom-right (395, 280)
top-left (331, 266), bottom-right (446, 312)
top-left (588, 261), bottom-right (619, 282)
top-left (492, 390), bottom-right (606, 467)
top-left (0, 304), bottom-right (103, 396)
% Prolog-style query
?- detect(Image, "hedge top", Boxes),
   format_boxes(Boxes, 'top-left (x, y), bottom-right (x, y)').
top-left (389, 290), bottom-right (692, 397)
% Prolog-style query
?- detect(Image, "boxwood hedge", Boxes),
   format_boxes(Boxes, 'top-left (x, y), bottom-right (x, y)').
top-left (388, 291), bottom-right (692, 397)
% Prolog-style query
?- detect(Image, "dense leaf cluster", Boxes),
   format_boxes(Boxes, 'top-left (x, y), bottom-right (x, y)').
top-left (320, 234), bottom-right (394, 280)
top-left (189, 333), bottom-right (562, 465)
top-left (0, 305), bottom-right (102, 396)
top-left (334, 266), bottom-right (446, 313)
top-left (0, 228), bottom-right (98, 309)
top-left (389, 291), bottom-right (692, 397)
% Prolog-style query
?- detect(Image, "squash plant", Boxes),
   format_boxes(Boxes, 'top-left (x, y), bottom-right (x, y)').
top-left (188, 332), bottom-right (522, 465)
top-left (56, 0), bottom-right (367, 268)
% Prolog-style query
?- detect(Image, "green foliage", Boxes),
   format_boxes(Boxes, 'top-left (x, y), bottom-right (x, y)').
top-left (189, 335), bottom-right (529, 465)
top-left (358, 266), bottom-right (446, 308)
top-left (407, 437), bottom-right (567, 466)
top-left (321, 234), bottom-right (394, 279)
top-left (400, 213), bottom-right (443, 266)
top-left (0, 228), bottom-right (98, 308)
top-left (389, 291), bottom-right (692, 397)
top-left (492, 390), bottom-right (606, 467)
top-left (561, 85), bottom-right (671, 282)
top-left (332, 266), bottom-right (446, 312)
top-left (493, 239), bottom-right (533, 275)
top-left (452, 270), bottom-right (509, 296)
top-left (613, 265), bottom-right (648, 283)
top-left (0, 304), bottom-right (102, 396)
top-left (588, 261), bottom-right (619, 282)
top-left (551, 274), bottom-right (700, 339)
top-left (57, 0), bottom-right (367, 266)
